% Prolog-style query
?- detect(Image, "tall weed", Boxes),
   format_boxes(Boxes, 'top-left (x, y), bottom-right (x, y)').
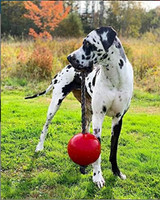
top-left (122, 36), bottom-right (160, 93)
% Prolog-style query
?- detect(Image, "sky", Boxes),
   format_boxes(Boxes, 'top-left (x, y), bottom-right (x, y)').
top-left (140, 1), bottom-right (160, 10)
top-left (79, 1), bottom-right (160, 13)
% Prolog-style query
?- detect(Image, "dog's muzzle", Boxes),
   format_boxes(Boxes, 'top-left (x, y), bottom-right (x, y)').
top-left (67, 55), bottom-right (93, 73)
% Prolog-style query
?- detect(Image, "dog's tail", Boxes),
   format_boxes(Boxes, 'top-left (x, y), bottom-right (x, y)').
top-left (25, 83), bottom-right (53, 99)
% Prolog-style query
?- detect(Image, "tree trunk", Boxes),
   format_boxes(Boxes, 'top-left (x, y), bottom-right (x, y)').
top-left (99, 0), bottom-right (104, 27)
top-left (92, 1), bottom-right (95, 29)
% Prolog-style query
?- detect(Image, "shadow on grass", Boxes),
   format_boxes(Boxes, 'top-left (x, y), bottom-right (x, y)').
top-left (11, 152), bottom-right (117, 199)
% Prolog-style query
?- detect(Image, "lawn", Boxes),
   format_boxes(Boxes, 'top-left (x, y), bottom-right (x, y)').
top-left (1, 88), bottom-right (160, 199)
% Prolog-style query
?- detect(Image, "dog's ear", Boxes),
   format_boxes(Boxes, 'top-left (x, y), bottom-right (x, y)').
top-left (96, 27), bottom-right (117, 51)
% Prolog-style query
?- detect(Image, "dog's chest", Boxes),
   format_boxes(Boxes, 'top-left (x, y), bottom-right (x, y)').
top-left (85, 66), bottom-right (124, 97)
top-left (84, 68), bottom-right (131, 117)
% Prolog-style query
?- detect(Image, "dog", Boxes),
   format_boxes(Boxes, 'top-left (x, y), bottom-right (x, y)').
top-left (25, 27), bottom-right (133, 188)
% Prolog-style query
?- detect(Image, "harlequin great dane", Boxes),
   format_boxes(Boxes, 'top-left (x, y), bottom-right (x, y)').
top-left (25, 27), bottom-right (133, 188)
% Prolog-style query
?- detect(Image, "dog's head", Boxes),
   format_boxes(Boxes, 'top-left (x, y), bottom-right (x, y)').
top-left (67, 26), bottom-right (117, 72)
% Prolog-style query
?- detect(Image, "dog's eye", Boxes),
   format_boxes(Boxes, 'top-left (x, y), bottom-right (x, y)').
top-left (86, 42), bottom-right (90, 48)
top-left (83, 40), bottom-right (92, 55)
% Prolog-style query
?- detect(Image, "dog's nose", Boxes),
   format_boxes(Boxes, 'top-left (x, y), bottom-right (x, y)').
top-left (67, 55), bottom-right (72, 63)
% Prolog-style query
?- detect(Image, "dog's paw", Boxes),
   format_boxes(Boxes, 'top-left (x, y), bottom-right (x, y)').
top-left (93, 172), bottom-right (105, 188)
top-left (119, 172), bottom-right (126, 180)
top-left (35, 143), bottom-right (44, 152)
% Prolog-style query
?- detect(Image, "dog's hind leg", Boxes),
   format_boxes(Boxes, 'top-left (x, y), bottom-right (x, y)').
top-left (109, 117), bottom-right (126, 179)
top-left (35, 65), bottom-right (79, 152)
top-left (85, 108), bottom-right (92, 133)
top-left (35, 97), bottom-right (60, 152)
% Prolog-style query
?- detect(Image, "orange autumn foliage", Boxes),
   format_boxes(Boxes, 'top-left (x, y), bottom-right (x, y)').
top-left (24, 1), bottom-right (70, 39)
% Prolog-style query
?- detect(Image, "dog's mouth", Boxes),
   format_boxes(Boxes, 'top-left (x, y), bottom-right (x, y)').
top-left (67, 54), bottom-right (93, 73)
top-left (71, 61), bottom-right (93, 73)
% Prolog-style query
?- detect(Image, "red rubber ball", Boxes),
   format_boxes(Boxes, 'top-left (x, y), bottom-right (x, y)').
top-left (67, 133), bottom-right (101, 166)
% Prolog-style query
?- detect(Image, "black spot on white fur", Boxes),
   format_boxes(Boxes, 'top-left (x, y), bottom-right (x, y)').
top-left (97, 53), bottom-right (102, 56)
top-left (102, 53), bottom-right (108, 60)
top-left (114, 38), bottom-right (126, 62)
top-left (119, 95), bottom-right (122, 102)
top-left (119, 59), bottom-right (124, 69)
top-left (58, 98), bottom-right (63, 105)
top-left (86, 56), bottom-right (91, 60)
top-left (103, 106), bottom-right (107, 113)
top-left (115, 41), bottom-right (121, 49)
top-left (61, 74), bottom-right (81, 97)
top-left (92, 75), bottom-right (96, 86)
top-left (97, 49), bottom-right (103, 52)
top-left (54, 79), bottom-right (58, 84)
top-left (67, 64), bottom-right (72, 69)
top-left (94, 128), bottom-right (100, 135)
top-left (88, 82), bottom-right (93, 93)
top-left (93, 57), bottom-right (97, 64)
top-left (116, 113), bottom-right (121, 118)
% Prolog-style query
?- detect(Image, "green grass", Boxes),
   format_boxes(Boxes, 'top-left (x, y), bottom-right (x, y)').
top-left (1, 88), bottom-right (160, 199)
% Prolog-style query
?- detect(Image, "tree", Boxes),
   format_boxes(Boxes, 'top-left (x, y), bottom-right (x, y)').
top-left (63, 1), bottom-right (80, 13)
top-left (105, 1), bottom-right (122, 33)
top-left (91, 1), bottom-right (95, 29)
top-left (81, 1), bottom-right (93, 33)
top-left (1, 1), bottom-right (35, 37)
top-left (99, 0), bottom-right (104, 27)
top-left (53, 13), bottom-right (84, 38)
top-left (105, 1), bottom-right (144, 37)
top-left (140, 7), bottom-right (160, 34)
top-left (121, 1), bottom-right (143, 37)
top-left (24, 1), bottom-right (70, 39)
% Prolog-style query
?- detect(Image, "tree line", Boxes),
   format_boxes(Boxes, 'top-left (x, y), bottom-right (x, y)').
top-left (2, 0), bottom-right (160, 39)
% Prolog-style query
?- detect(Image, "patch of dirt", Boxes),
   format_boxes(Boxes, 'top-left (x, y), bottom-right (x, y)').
top-left (129, 106), bottom-right (160, 114)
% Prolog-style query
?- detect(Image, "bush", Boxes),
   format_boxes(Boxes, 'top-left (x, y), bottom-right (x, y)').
top-left (26, 44), bottom-right (53, 79)
top-left (1, 38), bottom-right (83, 85)
top-left (53, 13), bottom-right (84, 38)
top-left (141, 28), bottom-right (160, 43)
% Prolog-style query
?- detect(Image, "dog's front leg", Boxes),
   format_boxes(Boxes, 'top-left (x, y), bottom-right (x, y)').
top-left (92, 113), bottom-right (105, 188)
